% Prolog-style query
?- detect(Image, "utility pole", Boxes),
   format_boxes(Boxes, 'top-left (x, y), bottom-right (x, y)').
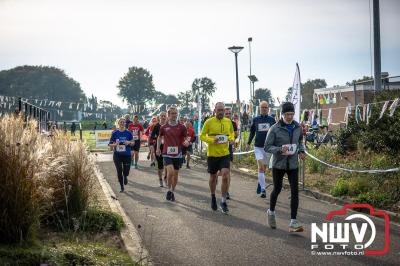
top-left (373, 0), bottom-right (381, 92)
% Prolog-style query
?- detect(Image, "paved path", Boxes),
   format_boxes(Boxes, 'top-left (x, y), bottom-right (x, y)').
top-left (97, 152), bottom-right (399, 266)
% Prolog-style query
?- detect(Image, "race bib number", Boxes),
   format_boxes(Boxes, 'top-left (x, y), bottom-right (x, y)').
top-left (116, 145), bottom-right (126, 152)
top-left (282, 144), bottom-right (297, 155)
top-left (258, 123), bottom-right (270, 132)
top-left (132, 134), bottom-right (139, 140)
top-left (216, 135), bottom-right (227, 144)
top-left (167, 146), bottom-right (178, 155)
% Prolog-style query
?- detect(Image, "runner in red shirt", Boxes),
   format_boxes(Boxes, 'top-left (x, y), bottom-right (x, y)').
top-left (183, 121), bottom-right (196, 169)
top-left (145, 116), bottom-right (158, 167)
top-left (156, 106), bottom-right (188, 202)
top-left (128, 115), bottom-right (144, 169)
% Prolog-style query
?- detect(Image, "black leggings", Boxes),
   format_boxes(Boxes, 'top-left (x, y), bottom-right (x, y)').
top-left (113, 153), bottom-right (132, 189)
top-left (269, 168), bottom-right (299, 219)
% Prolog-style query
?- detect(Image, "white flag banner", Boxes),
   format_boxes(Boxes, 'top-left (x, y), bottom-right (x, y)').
top-left (378, 101), bottom-right (390, 120)
top-left (389, 98), bottom-right (399, 117)
top-left (327, 108), bottom-right (332, 125)
top-left (290, 63), bottom-right (301, 122)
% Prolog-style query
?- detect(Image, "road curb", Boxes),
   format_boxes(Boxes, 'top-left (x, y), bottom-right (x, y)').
top-left (94, 164), bottom-right (153, 265)
top-left (229, 166), bottom-right (400, 225)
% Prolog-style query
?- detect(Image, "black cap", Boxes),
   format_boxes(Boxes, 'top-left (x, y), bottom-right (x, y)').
top-left (281, 102), bottom-right (295, 114)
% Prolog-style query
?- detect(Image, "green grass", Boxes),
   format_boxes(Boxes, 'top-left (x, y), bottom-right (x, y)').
top-left (0, 241), bottom-right (136, 265)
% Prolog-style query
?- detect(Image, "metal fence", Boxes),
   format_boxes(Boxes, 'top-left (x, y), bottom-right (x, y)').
top-left (18, 97), bottom-right (50, 132)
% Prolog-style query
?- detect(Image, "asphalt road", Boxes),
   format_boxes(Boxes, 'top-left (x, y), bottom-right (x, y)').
top-left (97, 152), bottom-right (399, 266)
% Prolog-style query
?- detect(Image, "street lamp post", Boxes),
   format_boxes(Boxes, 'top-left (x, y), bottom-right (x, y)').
top-left (248, 37), bottom-right (253, 104)
top-left (248, 74), bottom-right (258, 112)
top-left (228, 45), bottom-right (244, 150)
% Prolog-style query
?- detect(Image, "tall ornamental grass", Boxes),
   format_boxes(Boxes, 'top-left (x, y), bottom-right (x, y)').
top-left (0, 114), bottom-right (96, 243)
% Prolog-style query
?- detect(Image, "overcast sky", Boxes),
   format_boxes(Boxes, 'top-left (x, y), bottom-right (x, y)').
top-left (1, 0), bottom-right (399, 108)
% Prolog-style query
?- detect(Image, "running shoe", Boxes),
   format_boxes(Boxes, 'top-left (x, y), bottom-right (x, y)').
top-left (220, 202), bottom-right (229, 214)
top-left (186, 165), bottom-right (191, 169)
top-left (289, 220), bottom-right (304, 233)
top-left (120, 188), bottom-right (124, 193)
top-left (171, 192), bottom-right (175, 202)
top-left (150, 162), bottom-right (156, 167)
top-left (159, 179), bottom-right (163, 187)
top-left (147, 154), bottom-right (150, 160)
top-left (124, 176), bottom-right (128, 185)
top-left (267, 210), bottom-right (276, 229)
top-left (166, 191), bottom-right (172, 201)
top-left (260, 190), bottom-right (266, 198)
top-left (211, 195), bottom-right (217, 211)
top-left (256, 183), bottom-right (261, 194)
top-left (135, 164), bottom-right (138, 169)
top-left (226, 192), bottom-right (230, 200)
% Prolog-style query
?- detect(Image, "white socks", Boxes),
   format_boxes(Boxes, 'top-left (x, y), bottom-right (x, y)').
top-left (221, 193), bottom-right (227, 203)
top-left (258, 172), bottom-right (266, 190)
top-left (267, 209), bottom-right (275, 215)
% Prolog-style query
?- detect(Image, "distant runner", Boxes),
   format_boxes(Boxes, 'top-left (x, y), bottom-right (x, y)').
top-left (128, 115), bottom-right (144, 169)
top-left (151, 112), bottom-right (168, 187)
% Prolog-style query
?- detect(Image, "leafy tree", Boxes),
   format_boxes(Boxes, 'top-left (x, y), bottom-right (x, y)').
top-left (117, 67), bottom-right (156, 114)
top-left (301, 79), bottom-right (327, 109)
top-left (164, 94), bottom-right (180, 105)
top-left (346, 76), bottom-right (373, 86)
top-left (0, 65), bottom-right (85, 101)
top-left (254, 88), bottom-right (275, 107)
top-left (285, 87), bottom-right (293, 102)
top-left (178, 90), bottom-right (193, 115)
top-left (191, 77), bottom-right (216, 112)
top-left (153, 90), bottom-right (166, 104)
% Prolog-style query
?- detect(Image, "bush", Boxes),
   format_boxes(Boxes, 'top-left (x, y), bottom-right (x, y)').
top-left (336, 90), bottom-right (400, 157)
top-left (354, 191), bottom-right (392, 209)
top-left (80, 208), bottom-right (125, 232)
top-left (330, 178), bottom-right (349, 197)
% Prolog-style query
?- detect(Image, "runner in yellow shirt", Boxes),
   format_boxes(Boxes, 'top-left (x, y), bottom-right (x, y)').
top-left (200, 102), bottom-right (235, 214)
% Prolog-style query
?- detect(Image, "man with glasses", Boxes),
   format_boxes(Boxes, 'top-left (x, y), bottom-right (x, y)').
top-left (246, 101), bottom-right (276, 198)
top-left (200, 102), bottom-right (235, 214)
top-left (265, 102), bottom-right (306, 232)
top-left (151, 111), bottom-right (167, 187)
top-left (156, 107), bottom-right (189, 201)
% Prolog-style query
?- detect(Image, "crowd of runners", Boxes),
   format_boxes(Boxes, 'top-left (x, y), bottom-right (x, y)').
top-left (108, 101), bottom-right (305, 232)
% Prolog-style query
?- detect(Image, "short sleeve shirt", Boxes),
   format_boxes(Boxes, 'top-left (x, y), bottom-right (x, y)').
top-left (109, 130), bottom-right (133, 156)
top-left (128, 123), bottom-right (144, 141)
top-left (159, 123), bottom-right (187, 158)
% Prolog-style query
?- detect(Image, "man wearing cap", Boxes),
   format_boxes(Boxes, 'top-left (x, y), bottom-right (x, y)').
top-left (264, 102), bottom-right (306, 232)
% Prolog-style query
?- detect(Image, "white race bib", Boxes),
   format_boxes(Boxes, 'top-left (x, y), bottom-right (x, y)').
top-left (258, 123), bottom-right (270, 132)
top-left (282, 144), bottom-right (297, 155)
top-left (116, 145), bottom-right (126, 152)
top-left (167, 146), bottom-right (178, 155)
top-left (132, 134), bottom-right (139, 140)
top-left (215, 135), bottom-right (227, 144)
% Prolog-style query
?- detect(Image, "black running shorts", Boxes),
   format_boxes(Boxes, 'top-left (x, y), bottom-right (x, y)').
top-left (207, 155), bottom-right (230, 174)
top-left (163, 157), bottom-right (182, 170)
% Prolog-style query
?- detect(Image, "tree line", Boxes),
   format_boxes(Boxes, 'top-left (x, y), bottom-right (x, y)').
top-left (2, 64), bottom-right (358, 118)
